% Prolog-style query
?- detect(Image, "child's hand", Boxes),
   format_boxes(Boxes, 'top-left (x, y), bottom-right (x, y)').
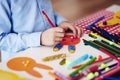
top-left (41, 27), bottom-right (65, 46)
top-left (59, 21), bottom-right (83, 38)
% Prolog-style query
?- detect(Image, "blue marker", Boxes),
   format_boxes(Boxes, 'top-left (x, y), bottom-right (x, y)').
top-left (94, 26), bottom-right (113, 41)
top-left (67, 54), bottom-right (89, 69)
top-left (87, 16), bottom-right (104, 30)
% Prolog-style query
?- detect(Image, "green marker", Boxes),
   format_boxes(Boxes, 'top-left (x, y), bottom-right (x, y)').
top-left (94, 40), bottom-right (120, 54)
top-left (69, 57), bottom-right (96, 76)
top-left (90, 40), bottom-right (120, 56)
top-left (83, 39), bottom-right (120, 57)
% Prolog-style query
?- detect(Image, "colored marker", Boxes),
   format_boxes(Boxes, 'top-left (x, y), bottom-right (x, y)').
top-left (54, 71), bottom-right (68, 80)
top-left (93, 40), bottom-right (120, 54)
top-left (101, 40), bottom-right (120, 50)
top-left (103, 77), bottom-right (120, 80)
top-left (94, 66), bottom-right (120, 80)
top-left (83, 39), bottom-right (120, 62)
top-left (100, 48), bottom-right (120, 62)
top-left (72, 57), bottom-right (113, 69)
top-left (93, 26), bottom-right (113, 41)
top-left (89, 32), bottom-right (120, 48)
top-left (42, 10), bottom-right (55, 27)
top-left (98, 62), bottom-right (118, 73)
top-left (69, 57), bottom-right (96, 77)
top-left (48, 72), bottom-right (63, 80)
top-left (67, 54), bottom-right (88, 69)
top-left (83, 39), bottom-right (120, 57)
top-left (87, 16), bottom-right (104, 30)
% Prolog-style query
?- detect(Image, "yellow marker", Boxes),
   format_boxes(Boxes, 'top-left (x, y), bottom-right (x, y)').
top-left (90, 32), bottom-right (120, 48)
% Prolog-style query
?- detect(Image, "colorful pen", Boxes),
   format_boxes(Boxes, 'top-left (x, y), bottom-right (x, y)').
top-left (94, 66), bottom-right (120, 80)
top-left (103, 77), bottom-right (120, 80)
top-left (72, 57), bottom-right (113, 69)
top-left (69, 57), bottom-right (96, 77)
top-left (89, 32), bottom-right (120, 48)
top-left (83, 39), bottom-right (120, 62)
top-left (42, 10), bottom-right (55, 27)
top-left (67, 54), bottom-right (88, 69)
top-left (93, 40), bottom-right (120, 54)
top-left (83, 39), bottom-right (120, 57)
top-left (87, 16), bottom-right (104, 30)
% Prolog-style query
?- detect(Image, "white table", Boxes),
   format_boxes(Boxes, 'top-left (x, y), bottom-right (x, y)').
top-left (0, 5), bottom-right (120, 80)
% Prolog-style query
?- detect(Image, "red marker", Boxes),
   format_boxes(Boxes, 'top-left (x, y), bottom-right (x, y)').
top-left (42, 10), bottom-right (55, 27)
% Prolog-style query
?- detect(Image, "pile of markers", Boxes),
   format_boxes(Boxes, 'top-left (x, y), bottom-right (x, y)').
top-left (68, 58), bottom-right (120, 80)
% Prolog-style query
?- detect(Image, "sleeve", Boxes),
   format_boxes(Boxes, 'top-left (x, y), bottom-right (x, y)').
top-left (54, 11), bottom-right (68, 26)
top-left (0, 0), bottom-right (41, 53)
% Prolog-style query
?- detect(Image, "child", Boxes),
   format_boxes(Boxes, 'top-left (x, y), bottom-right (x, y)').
top-left (0, 0), bottom-right (83, 61)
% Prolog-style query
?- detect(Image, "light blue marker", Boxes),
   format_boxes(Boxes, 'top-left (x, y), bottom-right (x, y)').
top-left (67, 54), bottom-right (89, 69)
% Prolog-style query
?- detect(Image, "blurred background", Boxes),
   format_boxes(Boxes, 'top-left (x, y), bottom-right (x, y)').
top-left (52, 0), bottom-right (120, 22)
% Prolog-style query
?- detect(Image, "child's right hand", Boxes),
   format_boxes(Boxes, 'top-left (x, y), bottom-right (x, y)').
top-left (41, 27), bottom-right (65, 46)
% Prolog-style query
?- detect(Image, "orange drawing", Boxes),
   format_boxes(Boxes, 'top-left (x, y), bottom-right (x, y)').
top-left (7, 57), bottom-right (53, 78)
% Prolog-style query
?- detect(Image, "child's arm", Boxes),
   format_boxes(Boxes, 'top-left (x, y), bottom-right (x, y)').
top-left (0, 1), bottom-right (41, 53)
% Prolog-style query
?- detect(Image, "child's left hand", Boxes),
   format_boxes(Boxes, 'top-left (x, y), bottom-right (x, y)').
top-left (58, 21), bottom-right (83, 38)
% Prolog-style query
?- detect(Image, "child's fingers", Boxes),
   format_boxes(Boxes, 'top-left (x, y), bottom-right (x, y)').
top-left (76, 27), bottom-right (83, 38)
top-left (55, 32), bottom-right (65, 38)
top-left (54, 27), bottom-right (65, 33)
top-left (65, 24), bottom-right (77, 37)
top-left (54, 37), bottom-right (63, 42)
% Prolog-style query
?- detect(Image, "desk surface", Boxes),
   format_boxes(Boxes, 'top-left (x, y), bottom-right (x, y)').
top-left (0, 5), bottom-right (120, 80)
